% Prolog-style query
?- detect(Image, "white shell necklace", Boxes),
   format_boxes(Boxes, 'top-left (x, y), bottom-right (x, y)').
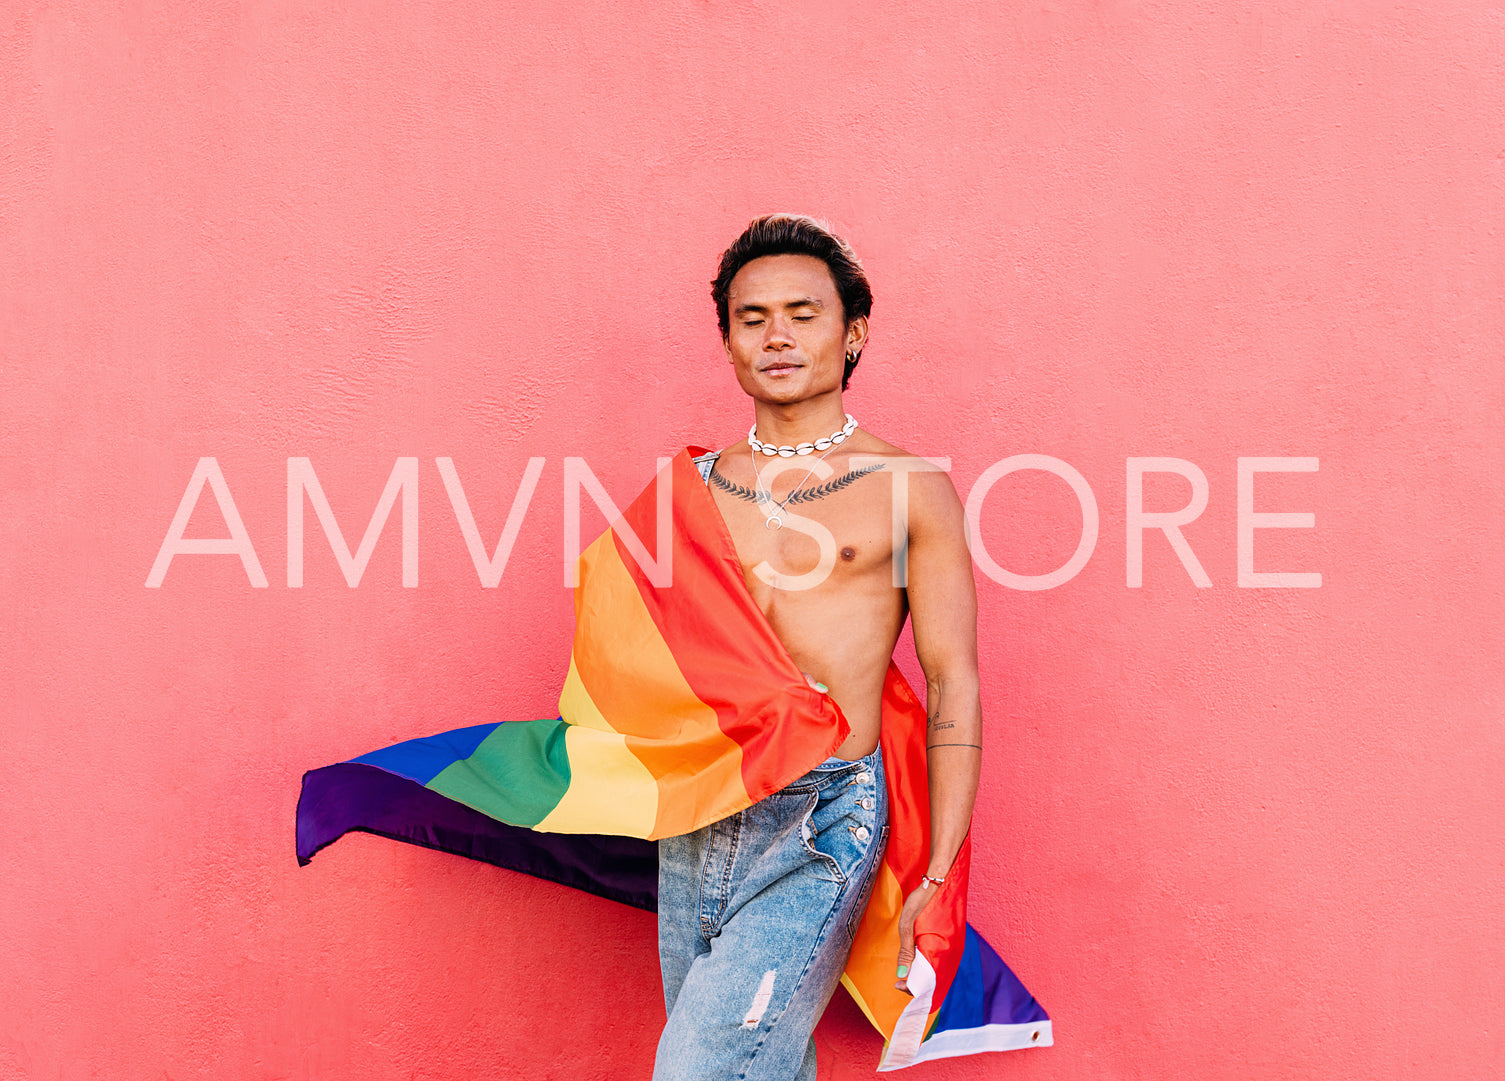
top-left (748, 414), bottom-right (858, 457)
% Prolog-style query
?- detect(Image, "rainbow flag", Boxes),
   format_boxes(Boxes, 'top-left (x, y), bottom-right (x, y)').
top-left (296, 448), bottom-right (1050, 1069)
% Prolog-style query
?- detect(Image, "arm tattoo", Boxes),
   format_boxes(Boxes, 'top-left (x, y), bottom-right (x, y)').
top-left (927, 743), bottom-right (983, 750)
top-left (708, 463), bottom-right (887, 505)
top-left (928, 707), bottom-right (956, 731)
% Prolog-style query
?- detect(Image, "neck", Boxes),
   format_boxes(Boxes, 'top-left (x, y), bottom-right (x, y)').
top-left (751, 395), bottom-right (848, 448)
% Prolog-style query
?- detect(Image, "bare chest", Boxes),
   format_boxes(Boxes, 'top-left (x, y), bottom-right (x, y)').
top-left (705, 456), bottom-right (897, 591)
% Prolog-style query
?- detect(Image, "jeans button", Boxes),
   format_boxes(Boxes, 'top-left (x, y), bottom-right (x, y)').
top-left (854, 826), bottom-right (870, 842)
top-left (855, 771), bottom-right (872, 785)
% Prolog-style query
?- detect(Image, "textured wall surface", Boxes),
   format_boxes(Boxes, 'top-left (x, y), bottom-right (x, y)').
top-left (3, 3), bottom-right (1502, 1079)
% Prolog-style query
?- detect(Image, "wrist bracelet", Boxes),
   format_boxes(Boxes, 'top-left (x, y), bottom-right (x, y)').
top-left (920, 874), bottom-right (946, 890)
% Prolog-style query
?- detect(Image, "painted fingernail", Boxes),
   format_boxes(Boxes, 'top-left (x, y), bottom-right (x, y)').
top-left (813, 682), bottom-right (828, 693)
top-left (896, 964), bottom-right (909, 979)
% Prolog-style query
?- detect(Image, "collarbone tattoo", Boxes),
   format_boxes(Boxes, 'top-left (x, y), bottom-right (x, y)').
top-left (710, 462), bottom-right (887, 505)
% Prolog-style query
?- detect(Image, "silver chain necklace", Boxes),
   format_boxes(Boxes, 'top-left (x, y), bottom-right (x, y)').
top-left (750, 440), bottom-right (842, 530)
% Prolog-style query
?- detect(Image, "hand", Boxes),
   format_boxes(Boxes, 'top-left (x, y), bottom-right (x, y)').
top-left (801, 671), bottom-right (829, 694)
top-left (894, 880), bottom-right (942, 993)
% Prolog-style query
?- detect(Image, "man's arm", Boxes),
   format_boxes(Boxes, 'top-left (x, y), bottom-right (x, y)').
top-left (894, 465), bottom-right (982, 991)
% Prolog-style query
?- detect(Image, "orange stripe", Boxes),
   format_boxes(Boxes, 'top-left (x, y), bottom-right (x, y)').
top-left (841, 863), bottom-right (912, 1035)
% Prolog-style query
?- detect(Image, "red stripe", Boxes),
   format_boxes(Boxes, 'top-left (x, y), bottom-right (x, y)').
top-left (877, 664), bottom-right (969, 1010)
top-left (611, 450), bottom-right (849, 805)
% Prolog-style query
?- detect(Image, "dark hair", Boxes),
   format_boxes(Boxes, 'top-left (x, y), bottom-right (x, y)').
top-left (712, 214), bottom-right (873, 390)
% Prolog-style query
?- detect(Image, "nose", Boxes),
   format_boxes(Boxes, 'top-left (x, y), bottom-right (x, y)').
top-left (762, 316), bottom-right (795, 349)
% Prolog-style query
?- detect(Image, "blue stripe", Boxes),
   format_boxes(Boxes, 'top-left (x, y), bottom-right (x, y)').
top-left (352, 722), bottom-right (501, 785)
top-left (929, 924), bottom-right (1050, 1038)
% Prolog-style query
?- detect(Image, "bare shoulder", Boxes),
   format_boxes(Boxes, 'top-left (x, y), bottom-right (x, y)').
top-left (847, 430), bottom-right (964, 535)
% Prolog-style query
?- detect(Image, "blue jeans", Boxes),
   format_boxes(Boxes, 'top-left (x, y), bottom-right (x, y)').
top-left (653, 747), bottom-right (889, 1081)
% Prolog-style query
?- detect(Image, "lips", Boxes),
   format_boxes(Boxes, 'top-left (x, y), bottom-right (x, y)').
top-left (760, 362), bottom-right (803, 375)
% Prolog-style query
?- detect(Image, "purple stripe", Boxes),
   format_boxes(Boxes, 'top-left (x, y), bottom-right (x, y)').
top-left (296, 762), bottom-right (659, 911)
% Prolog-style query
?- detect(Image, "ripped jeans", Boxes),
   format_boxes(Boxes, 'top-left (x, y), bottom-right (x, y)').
top-left (653, 747), bottom-right (888, 1081)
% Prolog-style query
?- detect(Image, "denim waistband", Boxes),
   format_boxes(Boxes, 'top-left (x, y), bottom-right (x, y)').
top-left (811, 744), bottom-right (882, 771)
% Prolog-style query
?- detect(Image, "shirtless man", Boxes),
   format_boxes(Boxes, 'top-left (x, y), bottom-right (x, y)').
top-left (652, 215), bottom-right (983, 1080)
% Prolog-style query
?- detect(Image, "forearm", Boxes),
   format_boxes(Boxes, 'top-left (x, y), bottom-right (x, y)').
top-left (923, 673), bottom-right (982, 879)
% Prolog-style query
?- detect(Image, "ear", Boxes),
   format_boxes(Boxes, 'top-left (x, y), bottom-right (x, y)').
top-left (846, 315), bottom-right (869, 357)
top-left (722, 334), bottom-right (734, 363)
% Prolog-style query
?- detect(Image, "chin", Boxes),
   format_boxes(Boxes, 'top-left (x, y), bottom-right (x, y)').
top-left (762, 383), bottom-right (814, 403)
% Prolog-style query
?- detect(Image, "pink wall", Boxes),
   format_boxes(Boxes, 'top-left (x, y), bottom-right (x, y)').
top-left (3, 3), bottom-right (1501, 1079)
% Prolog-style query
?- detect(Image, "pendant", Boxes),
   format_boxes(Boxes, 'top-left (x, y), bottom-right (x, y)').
top-left (765, 515), bottom-right (783, 530)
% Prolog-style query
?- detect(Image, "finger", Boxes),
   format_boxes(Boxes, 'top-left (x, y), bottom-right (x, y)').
top-left (895, 895), bottom-right (918, 990)
top-left (895, 944), bottom-right (915, 989)
top-left (801, 672), bottom-right (829, 693)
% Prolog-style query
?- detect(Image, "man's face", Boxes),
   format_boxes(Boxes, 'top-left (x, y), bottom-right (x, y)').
top-left (722, 254), bottom-right (865, 406)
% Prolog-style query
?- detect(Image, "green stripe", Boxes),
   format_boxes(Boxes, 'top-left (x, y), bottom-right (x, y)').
top-left (427, 718), bottom-right (571, 827)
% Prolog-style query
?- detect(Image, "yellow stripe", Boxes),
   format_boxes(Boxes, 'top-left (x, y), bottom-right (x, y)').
top-left (557, 655), bottom-right (617, 733)
top-left (532, 724), bottom-right (658, 835)
top-left (839, 973), bottom-right (884, 1034)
